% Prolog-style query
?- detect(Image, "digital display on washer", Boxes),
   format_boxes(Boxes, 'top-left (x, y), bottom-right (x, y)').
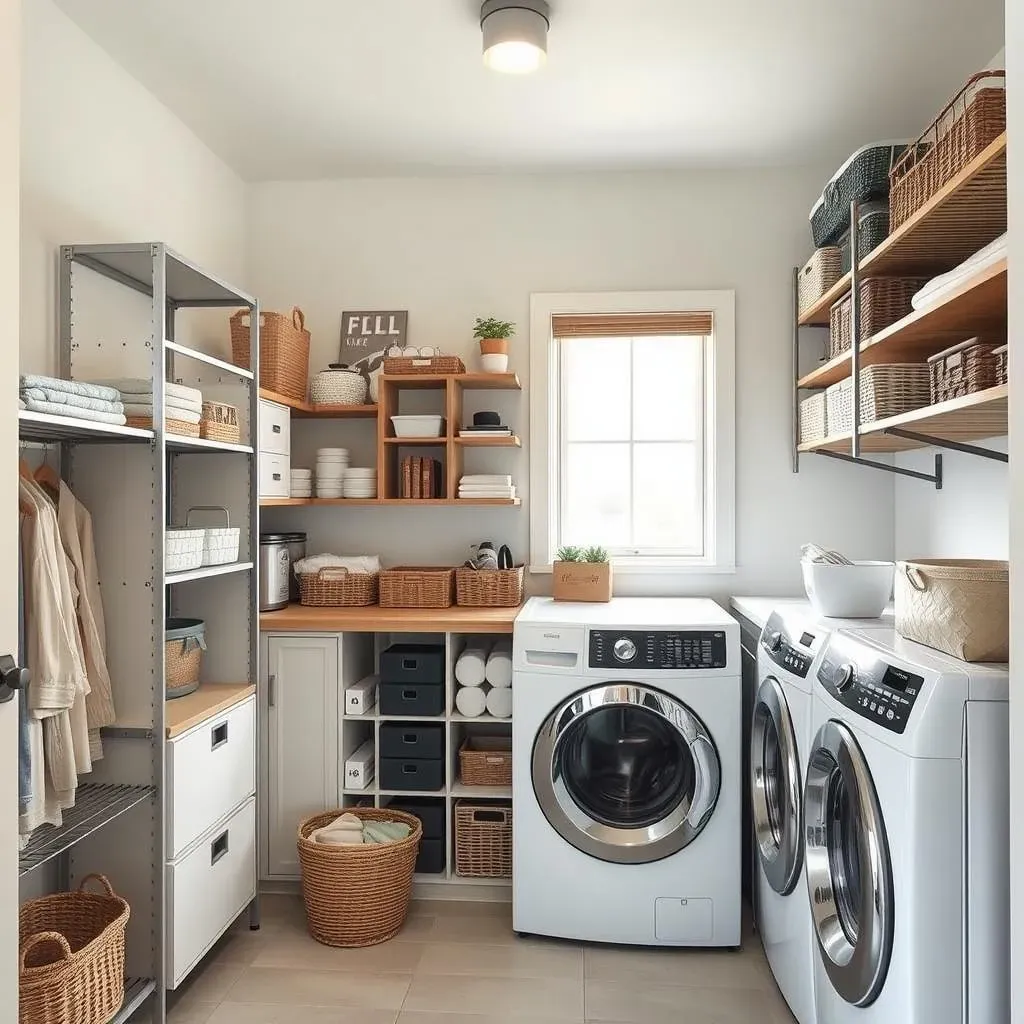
top-left (799, 631), bottom-right (816, 648)
top-left (881, 664), bottom-right (923, 695)
top-left (589, 630), bottom-right (727, 669)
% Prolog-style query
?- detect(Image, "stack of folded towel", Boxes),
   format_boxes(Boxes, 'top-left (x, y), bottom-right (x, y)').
top-left (458, 474), bottom-right (517, 500)
top-left (309, 811), bottom-right (411, 846)
top-left (94, 378), bottom-right (204, 428)
top-left (454, 640), bottom-right (513, 718)
top-left (19, 376), bottom-right (126, 425)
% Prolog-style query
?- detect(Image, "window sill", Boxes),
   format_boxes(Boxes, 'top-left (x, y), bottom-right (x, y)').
top-left (529, 562), bottom-right (737, 576)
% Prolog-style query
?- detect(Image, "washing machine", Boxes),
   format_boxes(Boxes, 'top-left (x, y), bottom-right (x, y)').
top-left (805, 627), bottom-right (1009, 1023)
top-left (512, 596), bottom-right (742, 946)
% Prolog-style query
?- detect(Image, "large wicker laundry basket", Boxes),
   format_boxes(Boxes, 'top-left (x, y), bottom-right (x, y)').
top-left (297, 808), bottom-right (422, 947)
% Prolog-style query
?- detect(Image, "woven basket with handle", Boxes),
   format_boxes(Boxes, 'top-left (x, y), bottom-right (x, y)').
top-left (383, 355), bottom-right (465, 375)
top-left (297, 567), bottom-right (379, 607)
top-left (828, 277), bottom-right (928, 359)
top-left (19, 874), bottom-right (130, 1024)
top-left (825, 365), bottom-right (930, 434)
top-left (454, 566), bottom-right (524, 607)
top-left (458, 737), bottom-right (513, 786)
top-left (379, 566), bottom-right (454, 608)
top-left (454, 801), bottom-right (512, 878)
top-left (230, 306), bottom-right (310, 402)
top-left (126, 415), bottom-right (200, 438)
top-left (797, 248), bottom-right (842, 316)
top-left (928, 338), bottom-right (1000, 404)
top-left (200, 401), bottom-right (241, 444)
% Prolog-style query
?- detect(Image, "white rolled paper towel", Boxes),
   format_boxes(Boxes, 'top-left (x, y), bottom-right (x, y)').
top-left (456, 685), bottom-right (488, 718)
top-left (486, 686), bottom-right (512, 719)
top-left (485, 647), bottom-right (512, 688)
top-left (455, 645), bottom-right (490, 687)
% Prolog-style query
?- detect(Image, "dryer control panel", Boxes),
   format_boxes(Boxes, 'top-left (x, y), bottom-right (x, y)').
top-left (589, 630), bottom-right (727, 669)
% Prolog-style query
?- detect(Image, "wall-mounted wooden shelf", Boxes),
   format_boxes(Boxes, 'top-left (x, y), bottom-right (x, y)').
top-left (455, 435), bottom-right (522, 448)
top-left (383, 436), bottom-right (446, 445)
top-left (293, 404), bottom-right (378, 419)
top-left (260, 602), bottom-right (521, 633)
top-left (260, 497), bottom-right (520, 507)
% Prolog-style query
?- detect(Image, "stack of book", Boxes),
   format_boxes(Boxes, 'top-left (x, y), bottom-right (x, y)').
top-left (401, 456), bottom-right (444, 499)
top-left (458, 474), bottom-right (516, 500)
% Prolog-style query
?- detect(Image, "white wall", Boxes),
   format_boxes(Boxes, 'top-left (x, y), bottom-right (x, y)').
top-left (250, 170), bottom-right (896, 598)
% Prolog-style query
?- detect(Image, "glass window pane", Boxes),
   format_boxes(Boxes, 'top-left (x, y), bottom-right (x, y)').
top-left (562, 442), bottom-right (631, 548)
top-left (633, 336), bottom-right (702, 441)
top-left (632, 442), bottom-right (702, 552)
top-left (563, 338), bottom-right (631, 441)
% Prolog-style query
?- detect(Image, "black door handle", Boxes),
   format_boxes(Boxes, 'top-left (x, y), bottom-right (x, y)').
top-left (0, 654), bottom-right (29, 704)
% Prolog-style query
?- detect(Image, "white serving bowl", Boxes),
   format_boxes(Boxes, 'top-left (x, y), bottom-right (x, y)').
top-left (391, 414), bottom-right (444, 438)
top-left (480, 353), bottom-right (509, 373)
top-left (801, 560), bottom-right (894, 618)
top-left (345, 468), bottom-right (377, 477)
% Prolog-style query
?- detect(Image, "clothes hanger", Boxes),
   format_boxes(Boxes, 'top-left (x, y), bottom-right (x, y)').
top-left (33, 446), bottom-right (61, 501)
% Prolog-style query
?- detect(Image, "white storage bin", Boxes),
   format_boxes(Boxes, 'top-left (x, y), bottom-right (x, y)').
top-left (344, 739), bottom-right (375, 790)
top-left (259, 452), bottom-right (290, 497)
top-left (391, 414), bottom-right (444, 438)
top-left (186, 506), bottom-right (241, 566)
top-left (345, 674), bottom-right (378, 715)
top-left (258, 399), bottom-right (290, 456)
top-left (166, 528), bottom-right (204, 573)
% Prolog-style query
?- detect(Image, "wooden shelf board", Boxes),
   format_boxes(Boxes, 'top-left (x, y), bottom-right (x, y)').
top-left (260, 603), bottom-right (522, 633)
top-left (165, 683), bottom-right (255, 738)
top-left (380, 372), bottom-right (521, 391)
top-left (380, 498), bottom-right (521, 506)
top-left (293, 404), bottom-right (378, 419)
top-left (380, 374), bottom-right (449, 390)
top-left (450, 783), bottom-right (512, 798)
top-left (259, 497), bottom-right (312, 507)
top-left (798, 133), bottom-right (1007, 326)
top-left (383, 436), bottom-right (447, 445)
top-left (258, 388), bottom-right (311, 412)
top-left (798, 258), bottom-right (1007, 389)
top-left (454, 435), bottom-right (522, 447)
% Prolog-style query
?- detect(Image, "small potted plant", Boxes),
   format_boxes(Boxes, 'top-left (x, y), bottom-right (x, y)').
top-left (552, 545), bottom-right (612, 602)
top-left (473, 317), bottom-right (515, 373)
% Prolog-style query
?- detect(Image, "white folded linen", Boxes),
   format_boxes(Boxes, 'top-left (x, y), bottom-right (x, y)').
top-left (20, 375), bottom-right (120, 402)
top-left (911, 233), bottom-right (1007, 311)
top-left (455, 685), bottom-right (488, 718)
top-left (123, 403), bottom-right (202, 424)
top-left (486, 686), bottom-right (512, 719)
top-left (20, 387), bottom-right (124, 415)
top-left (292, 553), bottom-right (381, 576)
top-left (455, 645), bottom-right (490, 687)
top-left (460, 474), bottom-right (513, 485)
top-left (21, 399), bottom-right (127, 425)
top-left (486, 647), bottom-right (512, 688)
top-left (459, 490), bottom-right (517, 499)
top-left (93, 378), bottom-right (202, 404)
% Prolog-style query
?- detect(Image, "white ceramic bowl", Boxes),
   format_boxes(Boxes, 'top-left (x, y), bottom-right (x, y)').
top-left (480, 353), bottom-right (509, 373)
top-left (391, 414), bottom-right (444, 438)
top-left (801, 560), bottom-right (894, 618)
top-left (345, 468), bottom-right (377, 477)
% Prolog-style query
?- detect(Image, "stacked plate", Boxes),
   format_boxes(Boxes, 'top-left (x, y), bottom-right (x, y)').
top-left (316, 447), bottom-right (349, 498)
top-left (343, 468), bottom-right (377, 499)
top-left (290, 468), bottom-right (313, 498)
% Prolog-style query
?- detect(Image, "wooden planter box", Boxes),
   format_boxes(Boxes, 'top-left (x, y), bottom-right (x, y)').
top-left (552, 561), bottom-right (613, 603)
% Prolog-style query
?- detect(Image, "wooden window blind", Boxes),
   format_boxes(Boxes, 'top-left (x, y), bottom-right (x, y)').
top-left (550, 311), bottom-right (713, 339)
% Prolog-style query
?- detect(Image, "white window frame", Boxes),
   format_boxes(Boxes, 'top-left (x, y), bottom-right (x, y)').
top-left (529, 290), bottom-right (736, 574)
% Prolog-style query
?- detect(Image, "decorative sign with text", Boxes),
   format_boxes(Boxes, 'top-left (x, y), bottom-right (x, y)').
top-left (340, 310), bottom-right (408, 386)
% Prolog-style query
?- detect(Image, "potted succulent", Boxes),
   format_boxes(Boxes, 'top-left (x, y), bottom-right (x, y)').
top-left (552, 545), bottom-right (612, 602)
top-left (473, 317), bottom-right (515, 373)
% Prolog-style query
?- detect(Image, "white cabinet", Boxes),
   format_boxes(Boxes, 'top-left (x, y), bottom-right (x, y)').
top-left (263, 635), bottom-right (340, 878)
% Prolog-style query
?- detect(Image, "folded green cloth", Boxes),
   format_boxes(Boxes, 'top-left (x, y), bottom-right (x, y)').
top-left (362, 821), bottom-right (411, 845)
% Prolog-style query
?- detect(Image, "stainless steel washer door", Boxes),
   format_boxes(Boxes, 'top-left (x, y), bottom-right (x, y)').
top-left (804, 720), bottom-right (894, 1007)
top-left (532, 683), bottom-right (721, 864)
top-left (751, 676), bottom-right (802, 895)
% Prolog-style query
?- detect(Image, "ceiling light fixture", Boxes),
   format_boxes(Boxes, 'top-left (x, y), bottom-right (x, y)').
top-left (481, 0), bottom-right (550, 74)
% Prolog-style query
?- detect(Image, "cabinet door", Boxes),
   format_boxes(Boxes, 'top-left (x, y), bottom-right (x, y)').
top-left (265, 635), bottom-right (339, 878)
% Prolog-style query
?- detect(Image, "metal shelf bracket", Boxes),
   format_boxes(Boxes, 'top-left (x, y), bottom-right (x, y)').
top-left (817, 450), bottom-right (943, 489)
top-left (882, 428), bottom-right (1008, 463)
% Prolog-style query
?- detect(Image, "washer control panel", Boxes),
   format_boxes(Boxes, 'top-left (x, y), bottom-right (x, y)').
top-left (760, 610), bottom-right (821, 678)
top-left (817, 640), bottom-right (924, 734)
top-left (589, 630), bottom-right (727, 670)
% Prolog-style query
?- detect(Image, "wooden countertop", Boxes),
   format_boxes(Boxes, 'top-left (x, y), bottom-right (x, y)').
top-left (166, 683), bottom-right (255, 738)
top-left (260, 603), bottom-right (521, 633)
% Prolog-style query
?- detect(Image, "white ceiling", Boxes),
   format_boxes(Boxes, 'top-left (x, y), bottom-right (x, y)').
top-left (54, 0), bottom-right (1004, 180)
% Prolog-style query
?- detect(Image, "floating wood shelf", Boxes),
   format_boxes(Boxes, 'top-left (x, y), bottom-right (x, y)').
top-left (383, 436), bottom-right (447, 445)
top-left (260, 497), bottom-right (520, 507)
top-left (798, 133), bottom-right (1007, 326)
top-left (260, 603), bottom-right (521, 633)
top-left (799, 258), bottom-right (1007, 389)
top-left (293, 403), bottom-right (378, 419)
top-left (455, 435), bottom-right (522, 448)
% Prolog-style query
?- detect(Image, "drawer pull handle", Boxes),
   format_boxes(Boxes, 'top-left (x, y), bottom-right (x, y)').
top-left (403, 734), bottom-right (416, 744)
top-left (211, 722), bottom-right (228, 751)
top-left (402, 764), bottom-right (417, 774)
top-left (402, 658), bottom-right (417, 670)
top-left (272, 472), bottom-right (282, 481)
top-left (268, 674), bottom-right (276, 708)
top-left (211, 830), bottom-right (229, 866)
top-left (402, 689), bottom-right (416, 701)
top-left (272, 424), bottom-right (282, 434)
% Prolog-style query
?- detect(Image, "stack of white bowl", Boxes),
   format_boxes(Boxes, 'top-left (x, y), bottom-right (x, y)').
top-left (343, 468), bottom-right (377, 499)
top-left (290, 468), bottom-right (312, 498)
top-left (316, 447), bottom-right (349, 498)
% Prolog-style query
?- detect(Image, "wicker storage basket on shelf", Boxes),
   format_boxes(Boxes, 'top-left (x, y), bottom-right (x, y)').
top-left (799, 393), bottom-right (828, 445)
top-left (797, 248), bottom-right (843, 316)
top-left (839, 202), bottom-right (890, 273)
top-left (200, 401), bottom-right (240, 444)
top-left (928, 338), bottom-right (1000, 404)
top-left (310, 364), bottom-right (369, 405)
top-left (297, 568), bottom-right (379, 607)
top-left (994, 344), bottom-right (1008, 385)
top-left (826, 365), bottom-right (931, 434)
top-left (379, 566), bottom-right (455, 608)
top-left (890, 71), bottom-right (1006, 230)
top-left (126, 415), bottom-right (200, 438)
top-left (454, 566), bottom-right (525, 608)
top-left (383, 355), bottom-right (465, 375)
top-left (454, 801), bottom-right (512, 878)
top-left (165, 618), bottom-right (206, 699)
top-left (459, 737), bottom-right (513, 787)
top-left (828, 277), bottom-right (928, 359)
top-left (895, 558), bottom-right (1008, 662)
top-left (229, 306), bottom-right (311, 402)
top-left (297, 808), bottom-right (422, 948)
top-left (19, 874), bottom-right (130, 1024)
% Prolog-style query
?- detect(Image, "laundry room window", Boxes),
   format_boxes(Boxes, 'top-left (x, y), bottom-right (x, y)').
top-left (529, 291), bottom-right (735, 573)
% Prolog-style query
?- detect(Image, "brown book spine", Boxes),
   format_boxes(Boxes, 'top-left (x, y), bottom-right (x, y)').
top-left (434, 459), bottom-right (443, 498)
top-left (421, 458), bottom-right (431, 499)
top-left (411, 457), bottom-right (422, 499)
top-left (401, 456), bottom-right (412, 499)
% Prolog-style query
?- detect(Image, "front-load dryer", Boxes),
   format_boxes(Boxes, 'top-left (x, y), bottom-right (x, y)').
top-left (805, 628), bottom-right (1009, 1023)
top-left (512, 597), bottom-right (742, 946)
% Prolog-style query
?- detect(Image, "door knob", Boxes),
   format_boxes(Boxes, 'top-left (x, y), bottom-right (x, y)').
top-left (0, 654), bottom-right (29, 704)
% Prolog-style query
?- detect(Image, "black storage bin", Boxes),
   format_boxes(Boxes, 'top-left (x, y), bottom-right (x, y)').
top-left (380, 681), bottom-right (444, 717)
top-left (839, 201), bottom-right (890, 273)
top-left (380, 643), bottom-right (445, 685)
top-left (380, 723), bottom-right (444, 760)
top-left (381, 757), bottom-right (444, 792)
top-left (415, 838), bottom-right (445, 874)
top-left (387, 797), bottom-right (446, 838)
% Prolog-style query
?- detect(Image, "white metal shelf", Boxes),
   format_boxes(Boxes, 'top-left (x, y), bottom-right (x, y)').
top-left (166, 435), bottom-right (254, 455)
top-left (109, 978), bottom-right (157, 1024)
top-left (165, 561), bottom-right (253, 585)
top-left (18, 410), bottom-right (154, 444)
top-left (165, 340), bottom-right (254, 380)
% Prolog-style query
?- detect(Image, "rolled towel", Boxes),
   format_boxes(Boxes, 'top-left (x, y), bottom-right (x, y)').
top-left (485, 648), bottom-right (512, 688)
top-left (363, 821), bottom-right (411, 845)
top-left (456, 684), bottom-right (488, 718)
top-left (486, 686), bottom-right (512, 719)
top-left (312, 825), bottom-right (363, 845)
top-left (328, 812), bottom-right (363, 830)
top-left (455, 645), bottom-right (490, 687)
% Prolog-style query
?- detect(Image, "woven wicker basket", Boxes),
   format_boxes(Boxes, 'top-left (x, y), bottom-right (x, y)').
top-left (298, 568), bottom-right (379, 607)
top-left (828, 277), bottom-right (928, 359)
top-left (454, 801), bottom-right (512, 878)
top-left (297, 808), bottom-right (421, 948)
top-left (200, 401), bottom-right (241, 444)
top-left (839, 202), bottom-right (890, 273)
top-left (928, 338), bottom-right (1000, 404)
top-left (459, 737), bottom-right (513, 787)
top-left (890, 71), bottom-right (1006, 230)
top-left (379, 566), bottom-right (454, 609)
top-left (165, 618), bottom-right (205, 700)
top-left (799, 393), bottom-right (828, 444)
top-left (19, 874), bottom-right (130, 1024)
top-left (126, 415), bottom-right (200, 438)
top-left (826, 365), bottom-right (931, 433)
top-left (994, 344), bottom-right (1008, 385)
top-left (454, 566), bottom-right (524, 608)
top-left (230, 306), bottom-right (311, 402)
top-left (797, 248), bottom-right (843, 316)
top-left (383, 355), bottom-right (465, 375)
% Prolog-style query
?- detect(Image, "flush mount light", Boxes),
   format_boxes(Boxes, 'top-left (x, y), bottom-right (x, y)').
top-left (481, 0), bottom-right (550, 74)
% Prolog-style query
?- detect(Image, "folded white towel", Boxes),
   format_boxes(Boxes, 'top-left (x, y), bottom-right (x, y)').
top-left (486, 686), bottom-right (512, 719)
top-left (20, 375), bottom-right (120, 402)
top-left (486, 648), bottom-right (512, 689)
top-left (22, 398), bottom-right (127, 425)
top-left (455, 685), bottom-right (488, 718)
top-left (455, 646), bottom-right (490, 687)
top-left (460, 474), bottom-right (513, 485)
top-left (123, 403), bottom-right (202, 425)
top-left (21, 387), bottom-right (124, 415)
top-left (292, 554), bottom-right (381, 576)
top-left (94, 378), bottom-right (202, 404)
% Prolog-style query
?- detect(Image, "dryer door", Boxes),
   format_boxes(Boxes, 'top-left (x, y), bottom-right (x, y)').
top-left (751, 676), bottom-right (802, 895)
top-left (532, 683), bottom-right (721, 864)
top-left (804, 720), bottom-right (894, 1007)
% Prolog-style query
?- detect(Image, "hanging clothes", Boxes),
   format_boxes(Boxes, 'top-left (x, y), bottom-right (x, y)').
top-left (18, 512), bottom-right (32, 814)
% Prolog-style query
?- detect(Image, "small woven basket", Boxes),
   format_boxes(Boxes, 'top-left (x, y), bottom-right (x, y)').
top-left (838, 201), bottom-right (890, 273)
top-left (19, 874), bottom-right (130, 1024)
top-left (994, 344), bottom-right (1008, 386)
top-left (928, 338), bottom-right (1000, 404)
top-left (454, 801), bottom-right (512, 878)
top-left (379, 566), bottom-right (455, 609)
top-left (797, 248), bottom-right (842, 316)
top-left (799, 393), bottom-right (827, 445)
top-left (828, 277), bottom-right (928, 359)
top-left (826, 365), bottom-right (931, 433)
top-left (200, 402), bottom-right (240, 444)
top-left (458, 737), bottom-right (513, 787)
top-left (165, 618), bottom-right (206, 699)
top-left (126, 415), bottom-right (200, 438)
top-left (297, 808), bottom-right (422, 948)
top-left (310, 364), bottom-right (369, 405)
top-left (230, 306), bottom-right (311, 402)
top-left (298, 568), bottom-right (379, 607)
top-left (454, 566), bottom-right (525, 608)
top-left (383, 355), bottom-right (465, 376)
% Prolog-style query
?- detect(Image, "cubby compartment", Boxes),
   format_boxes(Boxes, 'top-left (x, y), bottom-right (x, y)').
top-left (341, 717), bottom-right (376, 794)
top-left (450, 720), bottom-right (512, 797)
top-left (449, 633), bottom-right (514, 721)
top-left (382, 796), bottom-right (447, 875)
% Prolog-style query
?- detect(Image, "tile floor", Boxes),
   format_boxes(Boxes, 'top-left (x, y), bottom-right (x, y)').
top-left (141, 895), bottom-right (797, 1024)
